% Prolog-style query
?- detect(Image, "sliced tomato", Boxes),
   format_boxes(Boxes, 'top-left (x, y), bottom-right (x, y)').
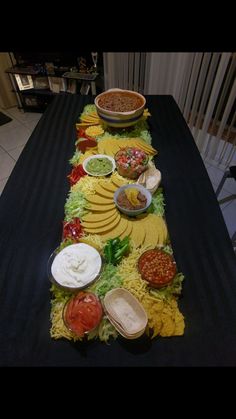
top-left (64, 292), bottom-right (103, 337)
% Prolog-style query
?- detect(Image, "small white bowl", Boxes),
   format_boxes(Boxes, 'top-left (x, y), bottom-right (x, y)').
top-left (48, 243), bottom-right (102, 292)
top-left (114, 184), bottom-right (152, 216)
top-left (82, 154), bottom-right (116, 177)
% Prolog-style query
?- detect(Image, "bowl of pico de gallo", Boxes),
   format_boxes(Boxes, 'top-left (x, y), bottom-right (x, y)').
top-left (115, 147), bottom-right (149, 179)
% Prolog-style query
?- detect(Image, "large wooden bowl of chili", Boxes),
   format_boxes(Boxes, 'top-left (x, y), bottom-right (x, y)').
top-left (138, 249), bottom-right (177, 288)
top-left (95, 88), bottom-right (146, 128)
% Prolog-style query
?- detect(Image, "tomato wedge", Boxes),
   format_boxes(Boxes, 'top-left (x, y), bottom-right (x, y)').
top-left (64, 292), bottom-right (103, 337)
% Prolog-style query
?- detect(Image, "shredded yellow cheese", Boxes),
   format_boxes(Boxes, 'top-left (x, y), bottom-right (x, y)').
top-left (72, 175), bottom-right (99, 196)
top-left (80, 233), bottom-right (105, 251)
top-left (50, 301), bottom-right (81, 342)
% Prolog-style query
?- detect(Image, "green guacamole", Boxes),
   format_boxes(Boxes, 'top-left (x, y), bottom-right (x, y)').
top-left (86, 157), bottom-right (113, 175)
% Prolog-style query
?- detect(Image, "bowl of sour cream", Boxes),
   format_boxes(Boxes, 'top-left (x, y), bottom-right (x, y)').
top-left (48, 243), bottom-right (102, 291)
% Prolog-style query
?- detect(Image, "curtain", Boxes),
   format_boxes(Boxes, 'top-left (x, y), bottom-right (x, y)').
top-left (103, 52), bottom-right (236, 167)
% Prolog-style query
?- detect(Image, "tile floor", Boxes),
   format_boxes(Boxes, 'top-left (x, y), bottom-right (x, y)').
top-left (0, 106), bottom-right (236, 247)
top-left (0, 107), bottom-right (42, 194)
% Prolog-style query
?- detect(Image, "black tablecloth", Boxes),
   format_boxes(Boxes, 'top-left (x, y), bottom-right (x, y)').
top-left (1, 94), bottom-right (236, 367)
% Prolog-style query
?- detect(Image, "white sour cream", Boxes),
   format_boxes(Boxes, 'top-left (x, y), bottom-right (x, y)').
top-left (51, 243), bottom-right (102, 288)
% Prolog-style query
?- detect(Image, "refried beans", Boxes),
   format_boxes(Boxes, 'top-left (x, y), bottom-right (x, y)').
top-left (98, 92), bottom-right (143, 112)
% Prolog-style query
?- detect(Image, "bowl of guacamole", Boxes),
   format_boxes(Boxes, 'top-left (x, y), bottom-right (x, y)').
top-left (83, 154), bottom-right (116, 176)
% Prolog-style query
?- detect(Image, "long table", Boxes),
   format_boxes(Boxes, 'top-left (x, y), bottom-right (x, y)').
top-left (1, 94), bottom-right (236, 366)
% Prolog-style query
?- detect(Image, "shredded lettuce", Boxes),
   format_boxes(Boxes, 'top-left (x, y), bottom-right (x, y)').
top-left (149, 273), bottom-right (185, 300)
top-left (64, 189), bottom-right (87, 222)
top-left (50, 283), bottom-right (72, 304)
top-left (98, 318), bottom-right (118, 342)
top-left (147, 187), bottom-right (165, 216)
top-left (97, 119), bottom-right (152, 144)
top-left (89, 264), bottom-right (123, 298)
top-left (87, 317), bottom-right (118, 343)
top-left (69, 150), bottom-right (82, 166)
top-left (80, 104), bottom-right (96, 116)
top-left (162, 244), bottom-right (173, 255)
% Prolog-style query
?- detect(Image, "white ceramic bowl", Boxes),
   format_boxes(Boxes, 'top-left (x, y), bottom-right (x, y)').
top-left (48, 243), bottom-right (102, 292)
top-left (82, 154), bottom-right (116, 176)
top-left (95, 88), bottom-right (146, 128)
top-left (114, 183), bottom-right (152, 216)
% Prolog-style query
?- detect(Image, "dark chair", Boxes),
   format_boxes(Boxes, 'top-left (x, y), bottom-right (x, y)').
top-left (215, 166), bottom-right (236, 250)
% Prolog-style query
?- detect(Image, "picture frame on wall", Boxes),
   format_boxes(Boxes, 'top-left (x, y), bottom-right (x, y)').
top-left (14, 74), bottom-right (34, 90)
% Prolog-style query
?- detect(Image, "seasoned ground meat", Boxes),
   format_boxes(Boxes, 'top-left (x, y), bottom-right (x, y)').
top-left (137, 192), bottom-right (147, 202)
top-left (98, 92), bottom-right (143, 112)
top-left (117, 191), bottom-right (147, 210)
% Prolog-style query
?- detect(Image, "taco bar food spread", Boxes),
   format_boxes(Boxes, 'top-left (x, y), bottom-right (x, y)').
top-left (49, 90), bottom-right (185, 344)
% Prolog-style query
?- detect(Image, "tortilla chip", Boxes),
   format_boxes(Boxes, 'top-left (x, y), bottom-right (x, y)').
top-left (85, 203), bottom-right (115, 212)
top-left (160, 313), bottom-right (175, 337)
top-left (81, 211), bottom-right (119, 228)
top-left (99, 181), bottom-right (118, 193)
top-left (86, 194), bottom-right (113, 205)
top-left (100, 216), bottom-right (128, 240)
top-left (95, 184), bottom-right (115, 199)
top-left (82, 209), bottom-right (117, 222)
top-left (147, 214), bottom-right (168, 245)
top-left (129, 219), bottom-right (146, 247)
top-left (142, 214), bottom-right (159, 248)
top-left (119, 220), bottom-right (133, 240)
top-left (111, 177), bottom-right (126, 188)
top-left (84, 213), bottom-right (121, 234)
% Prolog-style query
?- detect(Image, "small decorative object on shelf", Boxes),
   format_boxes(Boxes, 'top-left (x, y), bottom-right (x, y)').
top-left (14, 74), bottom-right (34, 91)
top-left (45, 62), bottom-right (55, 75)
top-left (91, 52), bottom-right (98, 71)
